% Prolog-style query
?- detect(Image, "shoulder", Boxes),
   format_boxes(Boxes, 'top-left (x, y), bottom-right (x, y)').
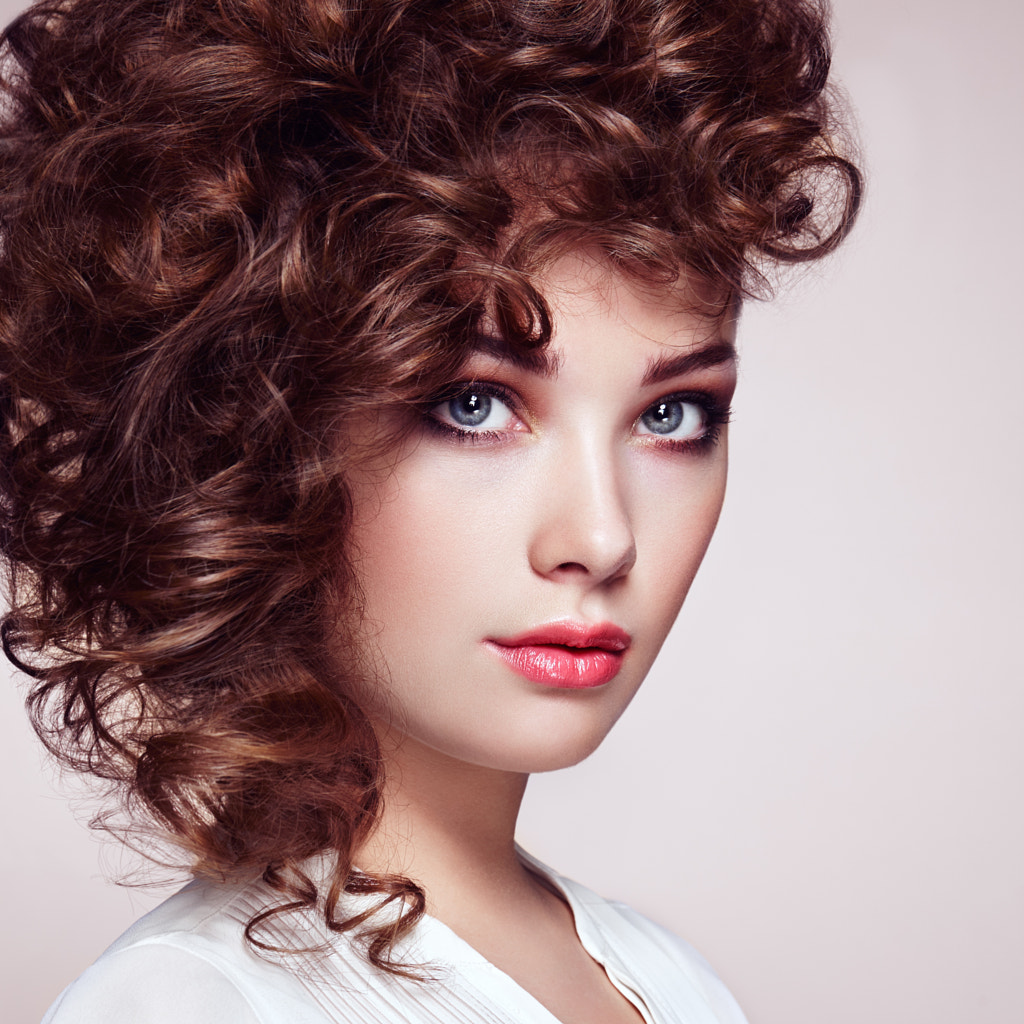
top-left (589, 896), bottom-right (749, 1024)
top-left (42, 942), bottom-right (263, 1024)
top-left (41, 878), bottom-right (329, 1024)
top-left (529, 857), bottom-right (749, 1024)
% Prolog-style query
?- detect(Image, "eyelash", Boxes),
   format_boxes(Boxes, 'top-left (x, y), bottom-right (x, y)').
top-left (421, 381), bottom-right (732, 453)
top-left (642, 391), bottom-right (732, 454)
top-left (420, 381), bottom-right (522, 445)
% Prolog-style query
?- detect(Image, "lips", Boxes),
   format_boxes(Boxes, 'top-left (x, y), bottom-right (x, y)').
top-left (486, 620), bottom-right (631, 689)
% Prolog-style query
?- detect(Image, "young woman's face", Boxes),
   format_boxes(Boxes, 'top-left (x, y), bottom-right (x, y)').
top-left (347, 250), bottom-right (737, 773)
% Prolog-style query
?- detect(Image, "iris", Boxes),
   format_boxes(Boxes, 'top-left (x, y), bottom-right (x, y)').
top-left (640, 400), bottom-right (685, 435)
top-left (448, 392), bottom-right (492, 427)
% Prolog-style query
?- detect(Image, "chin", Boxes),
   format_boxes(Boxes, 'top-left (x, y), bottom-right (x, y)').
top-left (426, 707), bottom-right (623, 774)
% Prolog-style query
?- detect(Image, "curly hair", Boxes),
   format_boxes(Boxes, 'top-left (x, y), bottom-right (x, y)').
top-left (0, 0), bottom-right (860, 973)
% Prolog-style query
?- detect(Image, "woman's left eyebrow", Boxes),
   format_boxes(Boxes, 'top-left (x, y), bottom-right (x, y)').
top-left (641, 341), bottom-right (738, 386)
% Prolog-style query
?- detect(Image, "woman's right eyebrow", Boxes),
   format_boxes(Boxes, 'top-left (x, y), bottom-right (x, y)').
top-left (470, 332), bottom-right (563, 378)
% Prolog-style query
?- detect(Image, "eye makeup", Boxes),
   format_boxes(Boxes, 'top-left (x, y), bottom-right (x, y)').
top-left (421, 380), bottom-right (526, 444)
top-left (419, 379), bottom-right (732, 454)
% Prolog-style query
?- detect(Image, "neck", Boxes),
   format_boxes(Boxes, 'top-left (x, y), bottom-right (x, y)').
top-left (354, 727), bottom-right (540, 922)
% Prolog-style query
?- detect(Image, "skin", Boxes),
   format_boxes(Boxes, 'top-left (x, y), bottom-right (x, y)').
top-left (348, 249), bottom-right (738, 1024)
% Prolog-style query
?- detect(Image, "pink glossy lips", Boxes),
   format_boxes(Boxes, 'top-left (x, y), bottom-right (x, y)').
top-left (487, 621), bottom-right (631, 688)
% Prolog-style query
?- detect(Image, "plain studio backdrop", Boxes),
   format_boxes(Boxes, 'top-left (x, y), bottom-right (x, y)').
top-left (2, 1), bottom-right (1021, 1022)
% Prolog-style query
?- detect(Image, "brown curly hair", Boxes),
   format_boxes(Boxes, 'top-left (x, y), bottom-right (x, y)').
top-left (0, 0), bottom-right (860, 973)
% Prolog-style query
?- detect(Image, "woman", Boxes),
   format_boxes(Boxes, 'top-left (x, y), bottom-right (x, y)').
top-left (0, 0), bottom-right (860, 1021)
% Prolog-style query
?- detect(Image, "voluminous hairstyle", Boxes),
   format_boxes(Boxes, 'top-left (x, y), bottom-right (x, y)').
top-left (0, 0), bottom-right (859, 972)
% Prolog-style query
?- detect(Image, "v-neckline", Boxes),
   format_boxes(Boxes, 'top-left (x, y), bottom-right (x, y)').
top-left (410, 846), bottom-right (656, 1024)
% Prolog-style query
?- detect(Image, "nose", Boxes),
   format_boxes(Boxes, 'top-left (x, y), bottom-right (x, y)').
top-left (527, 438), bottom-right (637, 586)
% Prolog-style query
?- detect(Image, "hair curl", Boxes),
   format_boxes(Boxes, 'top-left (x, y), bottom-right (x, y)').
top-left (0, 0), bottom-right (860, 973)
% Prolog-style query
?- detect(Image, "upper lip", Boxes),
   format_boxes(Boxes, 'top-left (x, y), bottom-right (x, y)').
top-left (490, 620), bottom-right (631, 652)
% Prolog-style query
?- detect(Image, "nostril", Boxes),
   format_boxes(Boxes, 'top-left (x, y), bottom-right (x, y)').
top-left (527, 480), bottom-right (637, 583)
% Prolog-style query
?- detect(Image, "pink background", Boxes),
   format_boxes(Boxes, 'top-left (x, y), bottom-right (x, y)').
top-left (3, 1), bottom-right (1021, 1021)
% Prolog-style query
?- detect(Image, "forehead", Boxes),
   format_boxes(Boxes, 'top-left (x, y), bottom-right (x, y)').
top-left (547, 251), bottom-right (733, 333)
top-left (472, 250), bottom-right (737, 378)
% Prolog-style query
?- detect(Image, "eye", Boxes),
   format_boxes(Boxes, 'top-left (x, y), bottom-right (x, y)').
top-left (635, 395), bottom-right (708, 441)
top-left (428, 384), bottom-right (521, 435)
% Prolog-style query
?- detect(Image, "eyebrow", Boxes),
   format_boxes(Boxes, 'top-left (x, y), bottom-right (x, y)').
top-left (470, 334), bottom-right (736, 383)
top-left (640, 340), bottom-right (738, 386)
top-left (472, 333), bottom-right (563, 377)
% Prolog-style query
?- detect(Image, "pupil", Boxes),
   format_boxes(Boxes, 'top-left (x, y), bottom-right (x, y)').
top-left (643, 401), bottom-right (683, 435)
top-left (450, 392), bottom-right (491, 427)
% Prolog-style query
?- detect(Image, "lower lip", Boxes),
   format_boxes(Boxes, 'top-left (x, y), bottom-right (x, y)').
top-left (487, 642), bottom-right (624, 688)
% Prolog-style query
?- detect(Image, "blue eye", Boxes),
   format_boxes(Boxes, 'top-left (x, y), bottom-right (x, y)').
top-left (447, 391), bottom-right (492, 427)
top-left (636, 397), bottom-right (706, 440)
top-left (428, 385), bottom-right (520, 435)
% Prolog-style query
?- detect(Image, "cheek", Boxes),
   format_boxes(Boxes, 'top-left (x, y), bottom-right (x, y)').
top-left (348, 452), bottom-right (519, 629)
top-left (630, 453), bottom-right (728, 626)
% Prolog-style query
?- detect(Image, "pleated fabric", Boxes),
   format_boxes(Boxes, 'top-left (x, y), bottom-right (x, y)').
top-left (43, 850), bottom-right (748, 1024)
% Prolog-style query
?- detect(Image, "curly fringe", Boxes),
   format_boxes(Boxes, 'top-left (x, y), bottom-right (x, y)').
top-left (0, 0), bottom-right (861, 974)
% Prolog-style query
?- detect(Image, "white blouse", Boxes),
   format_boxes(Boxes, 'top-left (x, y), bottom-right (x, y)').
top-left (43, 850), bottom-right (748, 1024)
